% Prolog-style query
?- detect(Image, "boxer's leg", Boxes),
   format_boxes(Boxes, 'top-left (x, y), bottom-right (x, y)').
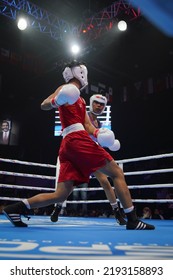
top-left (94, 170), bottom-right (126, 225)
top-left (3, 181), bottom-right (74, 227)
top-left (98, 160), bottom-right (155, 230)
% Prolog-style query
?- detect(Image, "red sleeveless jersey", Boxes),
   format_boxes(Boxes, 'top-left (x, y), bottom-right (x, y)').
top-left (58, 97), bottom-right (86, 129)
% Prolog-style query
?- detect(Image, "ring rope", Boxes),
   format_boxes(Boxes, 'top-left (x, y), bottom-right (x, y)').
top-left (0, 168), bottom-right (172, 180)
top-left (116, 152), bottom-right (173, 164)
top-left (0, 152), bottom-right (173, 206)
top-left (0, 171), bottom-right (55, 180)
top-left (1, 183), bottom-right (173, 192)
top-left (0, 158), bottom-right (55, 168)
top-left (124, 168), bottom-right (173, 175)
top-left (0, 184), bottom-right (53, 191)
top-left (0, 197), bottom-right (173, 204)
top-left (1, 152), bottom-right (173, 167)
top-left (66, 199), bottom-right (173, 204)
top-left (57, 183), bottom-right (173, 190)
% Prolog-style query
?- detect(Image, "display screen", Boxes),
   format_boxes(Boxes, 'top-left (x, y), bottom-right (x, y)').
top-left (0, 119), bottom-right (19, 145)
top-left (54, 105), bottom-right (111, 136)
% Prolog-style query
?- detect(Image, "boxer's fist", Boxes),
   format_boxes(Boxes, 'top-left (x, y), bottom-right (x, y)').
top-left (109, 139), bottom-right (121, 151)
top-left (51, 84), bottom-right (80, 107)
top-left (94, 128), bottom-right (115, 148)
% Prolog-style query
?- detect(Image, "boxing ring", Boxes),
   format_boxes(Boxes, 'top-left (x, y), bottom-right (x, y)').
top-left (0, 153), bottom-right (173, 260)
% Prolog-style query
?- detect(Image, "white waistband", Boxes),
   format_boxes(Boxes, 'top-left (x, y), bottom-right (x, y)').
top-left (62, 123), bottom-right (85, 138)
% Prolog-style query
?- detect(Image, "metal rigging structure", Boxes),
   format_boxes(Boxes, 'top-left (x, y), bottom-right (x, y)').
top-left (0, 0), bottom-right (140, 43)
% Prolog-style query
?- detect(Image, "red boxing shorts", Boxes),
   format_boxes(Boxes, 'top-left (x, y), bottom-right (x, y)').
top-left (58, 130), bottom-right (113, 186)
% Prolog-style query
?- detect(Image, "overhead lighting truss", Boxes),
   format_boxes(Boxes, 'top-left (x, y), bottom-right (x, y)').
top-left (75, 0), bottom-right (141, 42)
top-left (0, 0), bottom-right (72, 40)
top-left (0, 0), bottom-right (140, 42)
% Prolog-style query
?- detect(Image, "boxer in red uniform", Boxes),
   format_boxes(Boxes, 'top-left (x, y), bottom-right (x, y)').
top-left (3, 60), bottom-right (155, 230)
top-left (51, 94), bottom-right (126, 225)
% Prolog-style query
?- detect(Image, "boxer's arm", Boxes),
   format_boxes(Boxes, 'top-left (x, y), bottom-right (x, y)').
top-left (84, 112), bottom-right (96, 135)
top-left (84, 112), bottom-right (120, 150)
top-left (84, 112), bottom-right (114, 144)
top-left (41, 86), bottom-right (63, 111)
top-left (41, 84), bottom-right (80, 110)
top-left (41, 94), bottom-right (56, 111)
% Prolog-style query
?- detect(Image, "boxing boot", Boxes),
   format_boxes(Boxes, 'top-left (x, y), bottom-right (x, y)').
top-left (113, 208), bottom-right (126, 225)
top-left (126, 220), bottom-right (155, 230)
top-left (126, 210), bottom-right (155, 230)
top-left (50, 204), bottom-right (62, 222)
top-left (3, 201), bottom-right (28, 227)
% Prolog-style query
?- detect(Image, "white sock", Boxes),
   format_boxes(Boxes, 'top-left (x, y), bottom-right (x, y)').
top-left (124, 206), bottom-right (134, 213)
top-left (22, 199), bottom-right (31, 209)
top-left (110, 202), bottom-right (118, 209)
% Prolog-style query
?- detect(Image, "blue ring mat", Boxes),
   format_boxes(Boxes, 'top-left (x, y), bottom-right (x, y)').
top-left (0, 215), bottom-right (173, 260)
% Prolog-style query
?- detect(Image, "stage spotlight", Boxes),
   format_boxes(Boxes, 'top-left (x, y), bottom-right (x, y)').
top-left (117, 20), bottom-right (127, 31)
top-left (71, 44), bottom-right (80, 55)
top-left (17, 17), bottom-right (28, 31)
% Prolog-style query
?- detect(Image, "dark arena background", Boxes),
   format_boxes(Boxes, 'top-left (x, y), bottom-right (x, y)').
top-left (0, 0), bottom-right (173, 268)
